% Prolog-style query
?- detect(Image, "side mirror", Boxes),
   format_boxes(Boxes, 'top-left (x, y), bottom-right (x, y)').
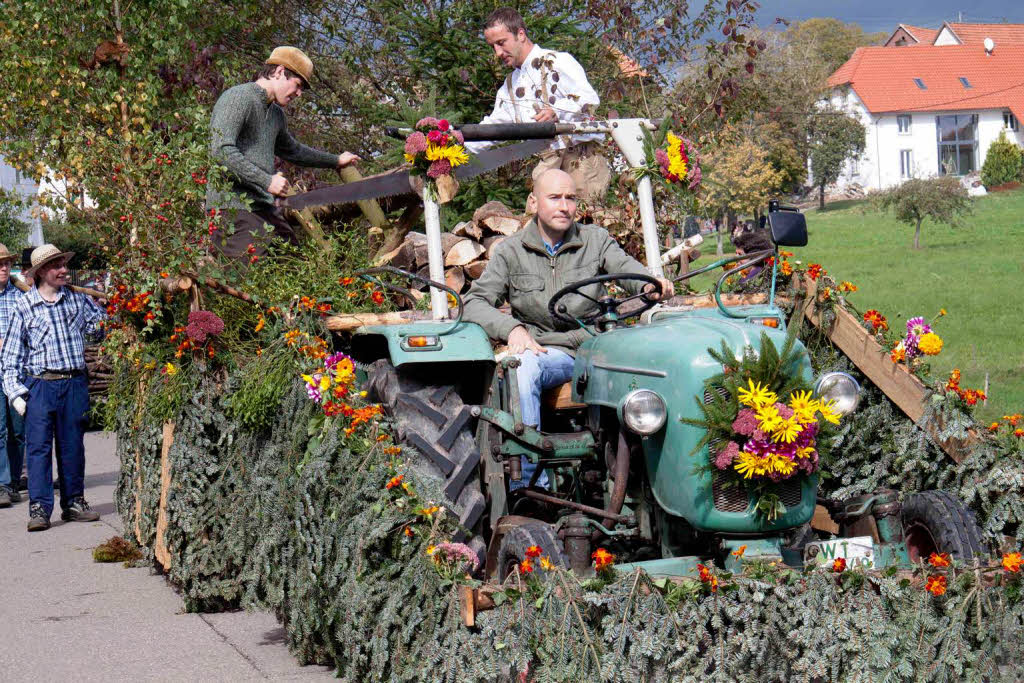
top-left (768, 210), bottom-right (808, 247)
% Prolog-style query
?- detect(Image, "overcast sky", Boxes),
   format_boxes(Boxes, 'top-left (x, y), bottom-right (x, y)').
top-left (754, 0), bottom-right (1024, 33)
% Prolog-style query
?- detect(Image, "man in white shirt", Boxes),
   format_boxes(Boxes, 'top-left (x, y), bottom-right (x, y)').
top-left (466, 8), bottom-right (610, 205)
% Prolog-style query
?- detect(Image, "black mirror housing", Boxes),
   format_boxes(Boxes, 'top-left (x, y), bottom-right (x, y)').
top-left (768, 210), bottom-right (808, 247)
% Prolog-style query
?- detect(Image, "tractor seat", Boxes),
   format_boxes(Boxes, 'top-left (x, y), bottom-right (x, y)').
top-left (542, 382), bottom-right (585, 411)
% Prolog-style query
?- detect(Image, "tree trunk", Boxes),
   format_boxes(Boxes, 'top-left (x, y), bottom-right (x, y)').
top-left (818, 183), bottom-right (825, 211)
top-left (914, 219), bottom-right (922, 249)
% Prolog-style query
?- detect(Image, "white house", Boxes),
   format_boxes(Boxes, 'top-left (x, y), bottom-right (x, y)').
top-left (827, 28), bottom-right (1024, 191)
top-left (0, 156), bottom-right (45, 247)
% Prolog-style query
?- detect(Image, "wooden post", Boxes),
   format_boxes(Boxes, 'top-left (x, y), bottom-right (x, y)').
top-left (153, 421), bottom-right (175, 570)
top-left (339, 167), bottom-right (388, 227)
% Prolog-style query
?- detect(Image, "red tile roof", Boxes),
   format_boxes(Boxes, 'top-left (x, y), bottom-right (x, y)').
top-left (901, 25), bottom-right (940, 45)
top-left (942, 23), bottom-right (1024, 45)
top-left (828, 45), bottom-right (1024, 121)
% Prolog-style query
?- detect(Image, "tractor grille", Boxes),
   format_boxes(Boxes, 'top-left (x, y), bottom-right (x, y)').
top-left (778, 478), bottom-right (804, 508)
top-left (712, 470), bottom-right (749, 512)
top-left (703, 386), bottom-right (730, 405)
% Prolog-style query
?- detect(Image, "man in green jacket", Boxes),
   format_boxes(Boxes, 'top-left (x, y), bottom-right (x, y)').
top-left (463, 169), bottom-right (672, 487)
top-left (208, 46), bottom-right (360, 259)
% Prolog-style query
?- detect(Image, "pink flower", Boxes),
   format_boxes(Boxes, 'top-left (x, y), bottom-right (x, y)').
top-left (714, 441), bottom-right (740, 469)
top-left (435, 541), bottom-right (480, 572)
top-left (732, 409), bottom-right (759, 436)
top-left (404, 132), bottom-right (427, 156)
top-left (185, 310), bottom-right (224, 343)
top-left (775, 403), bottom-right (794, 420)
top-left (426, 159), bottom-right (451, 178)
top-left (906, 317), bottom-right (931, 337)
top-left (416, 117), bottom-right (439, 130)
top-left (655, 148), bottom-right (670, 171)
top-left (452, 130), bottom-right (465, 145)
top-left (427, 130), bottom-right (443, 144)
top-left (687, 164), bottom-right (702, 190)
top-left (437, 119), bottom-right (450, 131)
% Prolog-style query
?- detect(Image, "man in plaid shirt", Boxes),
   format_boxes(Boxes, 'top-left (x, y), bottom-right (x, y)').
top-left (0, 244), bottom-right (25, 508)
top-left (1, 244), bottom-right (106, 531)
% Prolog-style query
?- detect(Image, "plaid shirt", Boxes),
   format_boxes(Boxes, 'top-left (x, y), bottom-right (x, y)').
top-left (1, 286), bottom-right (106, 400)
top-left (0, 280), bottom-right (25, 341)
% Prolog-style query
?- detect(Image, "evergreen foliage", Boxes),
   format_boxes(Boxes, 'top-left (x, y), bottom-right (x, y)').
top-left (117, 352), bottom-right (1024, 680)
top-left (980, 131), bottom-right (1023, 189)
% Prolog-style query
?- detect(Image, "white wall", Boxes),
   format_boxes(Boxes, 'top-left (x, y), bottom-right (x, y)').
top-left (0, 156), bottom-right (44, 246)
top-left (934, 27), bottom-right (959, 45)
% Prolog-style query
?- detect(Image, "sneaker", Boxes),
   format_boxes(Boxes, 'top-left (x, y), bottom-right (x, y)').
top-left (0, 487), bottom-right (10, 508)
top-left (18, 475), bottom-right (27, 492)
top-left (1, 485), bottom-right (20, 503)
top-left (61, 497), bottom-right (100, 522)
top-left (27, 503), bottom-right (50, 532)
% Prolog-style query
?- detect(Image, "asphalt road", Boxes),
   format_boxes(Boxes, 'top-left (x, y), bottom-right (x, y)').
top-left (0, 431), bottom-right (336, 681)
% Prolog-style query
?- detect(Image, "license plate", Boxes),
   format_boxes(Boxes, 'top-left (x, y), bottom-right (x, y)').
top-left (804, 536), bottom-right (875, 569)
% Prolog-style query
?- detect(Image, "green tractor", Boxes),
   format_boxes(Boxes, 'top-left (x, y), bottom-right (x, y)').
top-left (349, 120), bottom-right (986, 578)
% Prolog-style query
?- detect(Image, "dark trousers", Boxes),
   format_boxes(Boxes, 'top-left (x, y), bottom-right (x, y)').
top-left (212, 207), bottom-right (297, 259)
top-left (7, 400), bottom-right (25, 485)
top-left (25, 375), bottom-right (90, 517)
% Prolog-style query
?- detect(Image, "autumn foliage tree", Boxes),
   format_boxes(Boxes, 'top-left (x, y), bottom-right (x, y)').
top-left (808, 108), bottom-right (866, 209)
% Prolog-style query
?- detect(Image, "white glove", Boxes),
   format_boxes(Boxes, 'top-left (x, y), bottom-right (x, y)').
top-left (12, 397), bottom-right (26, 417)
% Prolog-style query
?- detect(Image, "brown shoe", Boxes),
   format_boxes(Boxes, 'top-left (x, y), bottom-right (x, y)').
top-left (61, 497), bottom-right (100, 522)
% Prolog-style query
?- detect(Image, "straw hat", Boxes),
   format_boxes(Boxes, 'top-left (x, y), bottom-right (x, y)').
top-left (24, 244), bottom-right (74, 278)
top-left (0, 243), bottom-right (16, 263)
top-left (266, 46), bottom-right (313, 88)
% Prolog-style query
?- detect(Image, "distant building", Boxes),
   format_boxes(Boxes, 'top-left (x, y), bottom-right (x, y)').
top-left (826, 25), bottom-right (1024, 191)
top-left (0, 156), bottom-right (44, 246)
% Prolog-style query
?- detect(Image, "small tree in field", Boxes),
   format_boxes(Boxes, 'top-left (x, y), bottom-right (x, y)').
top-left (874, 176), bottom-right (971, 249)
top-left (980, 131), bottom-right (1023, 188)
top-left (808, 109), bottom-right (866, 210)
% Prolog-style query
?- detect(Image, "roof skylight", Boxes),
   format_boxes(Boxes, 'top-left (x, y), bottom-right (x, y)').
top-left (959, 77), bottom-right (972, 88)
top-left (913, 78), bottom-right (927, 90)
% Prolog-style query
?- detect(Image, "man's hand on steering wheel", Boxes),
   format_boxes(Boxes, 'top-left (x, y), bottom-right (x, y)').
top-left (642, 277), bottom-right (675, 301)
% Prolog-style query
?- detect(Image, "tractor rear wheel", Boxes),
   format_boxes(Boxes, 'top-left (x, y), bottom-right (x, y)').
top-left (497, 520), bottom-right (568, 581)
top-left (902, 490), bottom-right (987, 563)
top-left (366, 359), bottom-right (486, 560)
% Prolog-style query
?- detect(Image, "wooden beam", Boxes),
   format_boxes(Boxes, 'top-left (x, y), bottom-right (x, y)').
top-left (339, 166), bottom-right (388, 227)
top-left (153, 421), bottom-right (175, 571)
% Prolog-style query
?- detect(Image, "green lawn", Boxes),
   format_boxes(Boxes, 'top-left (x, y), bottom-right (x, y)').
top-left (679, 188), bottom-right (1024, 422)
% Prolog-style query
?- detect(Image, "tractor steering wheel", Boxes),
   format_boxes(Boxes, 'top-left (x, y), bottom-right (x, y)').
top-left (548, 272), bottom-right (661, 327)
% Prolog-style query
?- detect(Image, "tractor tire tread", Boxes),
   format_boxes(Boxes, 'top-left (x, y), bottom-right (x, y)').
top-left (903, 489), bottom-right (987, 561)
top-left (497, 521), bottom-right (569, 581)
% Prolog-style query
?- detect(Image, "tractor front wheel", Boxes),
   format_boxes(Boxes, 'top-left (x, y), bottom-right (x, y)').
top-left (497, 520), bottom-right (569, 581)
top-left (902, 490), bottom-right (987, 563)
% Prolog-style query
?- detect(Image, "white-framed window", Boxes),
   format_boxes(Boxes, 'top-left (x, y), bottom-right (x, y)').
top-left (1004, 112), bottom-right (1019, 132)
top-left (897, 115), bottom-right (912, 134)
top-left (900, 149), bottom-right (913, 179)
top-left (848, 157), bottom-right (859, 177)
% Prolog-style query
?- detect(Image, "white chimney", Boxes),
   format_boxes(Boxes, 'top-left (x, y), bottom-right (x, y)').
top-left (984, 37), bottom-right (995, 55)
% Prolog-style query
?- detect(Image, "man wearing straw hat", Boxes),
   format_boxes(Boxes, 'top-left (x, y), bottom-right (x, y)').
top-left (208, 46), bottom-right (361, 259)
top-left (1, 245), bottom-right (106, 531)
top-left (0, 243), bottom-right (25, 508)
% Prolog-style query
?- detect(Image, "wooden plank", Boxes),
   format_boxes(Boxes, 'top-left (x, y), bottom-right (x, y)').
top-left (460, 585), bottom-right (476, 628)
top-left (811, 504), bottom-right (840, 535)
top-left (153, 421), bottom-right (175, 571)
top-left (324, 310), bottom-right (434, 332)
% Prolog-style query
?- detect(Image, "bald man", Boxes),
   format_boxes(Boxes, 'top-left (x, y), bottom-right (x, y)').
top-left (464, 170), bottom-right (672, 488)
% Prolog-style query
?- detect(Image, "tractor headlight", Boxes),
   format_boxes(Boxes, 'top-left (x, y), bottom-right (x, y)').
top-left (620, 390), bottom-right (667, 435)
top-left (814, 372), bottom-right (861, 416)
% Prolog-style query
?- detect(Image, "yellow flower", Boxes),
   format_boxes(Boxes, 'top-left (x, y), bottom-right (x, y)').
top-left (163, 362), bottom-right (177, 376)
top-left (539, 556), bottom-right (555, 571)
top-left (755, 403), bottom-right (783, 432)
top-left (796, 445), bottom-right (816, 460)
top-left (417, 505), bottom-right (441, 519)
top-left (918, 332), bottom-right (943, 356)
top-left (665, 132), bottom-right (689, 178)
top-left (737, 379), bottom-right (777, 409)
top-left (439, 144), bottom-right (469, 167)
top-left (733, 451), bottom-right (767, 479)
top-left (319, 375), bottom-right (332, 392)
top-left (404, 153), bottom-right (416, 164)
top-left (767, 453), bottom-right (797, 476)
top-left (771, 417), bottom-right (802, 444)
top-left (426, 545), bottom-right (437, 557)
top-left (788, 390), bottom-right (818, 424)
top-left (817, 399), bottom-right (841, 425)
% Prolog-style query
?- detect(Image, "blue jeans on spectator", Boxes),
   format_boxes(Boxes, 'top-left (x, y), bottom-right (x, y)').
top-left (25, 375), bottom-right (90, 518)
top-left (512, 349), bottom-right (575, 489)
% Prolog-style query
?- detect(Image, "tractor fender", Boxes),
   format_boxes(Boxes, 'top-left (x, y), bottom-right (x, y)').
top-left (350, 321), bottom-right (495, 368)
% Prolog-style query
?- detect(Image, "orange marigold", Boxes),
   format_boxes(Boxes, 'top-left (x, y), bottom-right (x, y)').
top-left (989, 422), bottom-right (1001, 432)
top-left (807, 263), bottom-right (825, 280)
top-left (525, 545), bottom-right (542, 559)
top-left (1003, 552), bottom-right (1023, 573)
top-left (385, 474), bottom-right (404, 490)
top-left (780, 261), bottom-right (793, 276)
top-left (1015, 429), bottom-right (1024, 438)
top-left (928, 552), bottom-right (951, 568)
top-left (925, 574), bottom-right (947, 596)
top-left (592, 547), bottom-right (614, 571)
top-left (519, 559), bottom-right (534, 574)
top-left (832, 557), bottom-right (847, 573)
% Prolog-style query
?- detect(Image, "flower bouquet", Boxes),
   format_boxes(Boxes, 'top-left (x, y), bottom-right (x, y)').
top-left (403, 117), bottom-right (470, 204)
top-left (634, 126), bottom-right (702, 210)
top-left (684, 328), bottom-right (841, 521)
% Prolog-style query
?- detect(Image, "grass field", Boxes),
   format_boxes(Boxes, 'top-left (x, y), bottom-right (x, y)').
top-left (680, 188), bottom-right (1024, 422)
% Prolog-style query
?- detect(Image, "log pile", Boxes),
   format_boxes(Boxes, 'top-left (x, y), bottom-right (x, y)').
top-left (85, 344), bottom-right (113, 396)
top-left (374, 201), bottom-right (528, 294)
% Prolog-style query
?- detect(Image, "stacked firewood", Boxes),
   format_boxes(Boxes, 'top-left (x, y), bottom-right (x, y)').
top-left (375, 201), bottom-right (527, 294)
top-left (85, 344), bottom-right (113, 396)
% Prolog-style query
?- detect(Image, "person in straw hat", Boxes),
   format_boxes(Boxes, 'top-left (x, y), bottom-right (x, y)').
top-left (1, 245), bottom-right (106, 531)
top-left (207, 46), bottom-right (361, 260)
top-left (0, 243), bottom-right (26, 509)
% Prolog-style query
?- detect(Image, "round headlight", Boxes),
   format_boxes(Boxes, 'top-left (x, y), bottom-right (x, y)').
top-left (621, 389), bottom-right (667, 435)
top-left (814, 372), bottom-right (861, 416)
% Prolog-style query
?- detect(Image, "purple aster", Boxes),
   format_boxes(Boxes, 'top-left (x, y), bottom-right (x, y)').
top-left (906, 317), bottom-right (931, 337)
top-left (404, 132), bottom-right (427, 156)
top-left (903, 333), bottom-right (922, 358)
top-left (305, 374), bottom-right (323, 402)
top-left (426, 159), bottom-right (451, 178)
top-left (731, 408), bottom-right (759, 436)
top-left (744, 438), bottom-right (772, 456)
top-left (714, 442), bottom-right (739, 469)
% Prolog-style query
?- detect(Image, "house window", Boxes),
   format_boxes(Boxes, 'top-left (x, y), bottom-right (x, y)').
top-left (897, 115), bottom-right (912, 134)
top-left (849, 157), bottom-right (859, 177)
top-left (900, 150), bottom-right (914, 178)
top-left (936, 114), bottom-right (977, 175)
top-left (1005, 112), bottom-right (1019, 132)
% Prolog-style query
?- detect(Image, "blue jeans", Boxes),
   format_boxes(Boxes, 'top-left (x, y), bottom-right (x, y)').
top-left (0, 401), bottom-right (9, 487)
top-left (25, 375), bottom-right (90, 517)
top-left (513, 349), bottom-right (575, 489)
top-left (0, 401), bottom-right (26, 488)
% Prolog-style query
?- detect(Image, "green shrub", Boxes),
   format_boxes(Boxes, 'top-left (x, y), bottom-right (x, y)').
top-left (981, 131), bottom-right (1023, 188)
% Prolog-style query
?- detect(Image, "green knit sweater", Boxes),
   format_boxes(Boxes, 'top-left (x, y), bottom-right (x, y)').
top-left (207, 82), bottom-right (338, 211)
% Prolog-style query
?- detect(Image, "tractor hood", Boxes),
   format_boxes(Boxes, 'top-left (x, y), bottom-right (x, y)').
top-left (572, 305), bottom-right (816, 533)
